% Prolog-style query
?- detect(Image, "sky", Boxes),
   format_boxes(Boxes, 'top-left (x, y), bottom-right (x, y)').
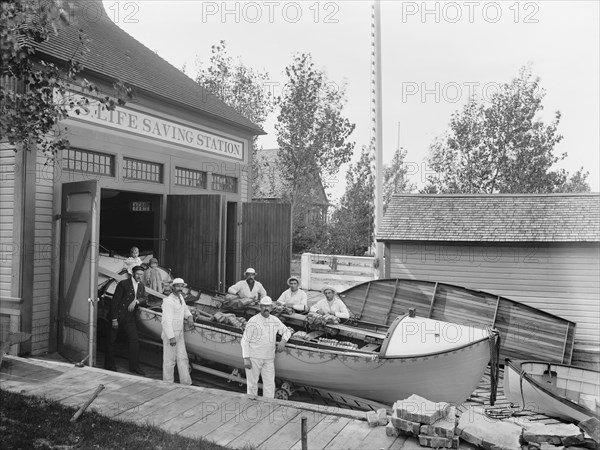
top-left (104, 0), bottom-right (600, 202)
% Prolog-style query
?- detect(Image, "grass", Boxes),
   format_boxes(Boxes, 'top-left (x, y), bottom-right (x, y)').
top-left (0, 388), bottom-right (232, 450)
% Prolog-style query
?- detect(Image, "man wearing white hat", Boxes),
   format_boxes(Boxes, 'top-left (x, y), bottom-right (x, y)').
top-left (276, 276), bottom-right (308, 313)
top-left (241, 296), bottom-right (292, 398)
top-left (227, 267), bottom-right (267, 305)
top-left (161, 278), bottom-right (194, 385)
top-left (309, 285), bottom-right (350, 319)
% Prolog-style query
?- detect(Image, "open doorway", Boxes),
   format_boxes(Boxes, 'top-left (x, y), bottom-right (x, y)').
top-left (225, 201), bottom-right (237, 289)
top-left (96, 188), bottom-right (162, 371)
top-left (100, 189), bottom-right (162, 259)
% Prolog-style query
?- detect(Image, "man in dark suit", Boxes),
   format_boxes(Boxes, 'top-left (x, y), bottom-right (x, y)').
top-left (105, 265), bottom-right (147, 375)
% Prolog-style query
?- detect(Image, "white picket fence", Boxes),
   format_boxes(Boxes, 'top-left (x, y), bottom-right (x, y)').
top-left (300, 252), bottom-right (379, 292)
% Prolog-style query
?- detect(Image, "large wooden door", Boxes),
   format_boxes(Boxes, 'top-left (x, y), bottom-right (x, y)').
top-left (242, 203), bottom-right (292, 297)
top-left (165, 195), bottom-right (224, 292)
top-left (58, 181), bottom-right (99, 365)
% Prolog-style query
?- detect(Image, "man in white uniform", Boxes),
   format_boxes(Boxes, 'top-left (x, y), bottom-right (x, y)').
top-left (161, 277), bottom-right (193, 385)
top-left (241, 296), bottom-right (291, 398)
top-left (309, 285), bottom-right (350, 319)
top-left (276, 276), bottom-right (308, 312)
top-left (228, 267), bottom-right (267, 305)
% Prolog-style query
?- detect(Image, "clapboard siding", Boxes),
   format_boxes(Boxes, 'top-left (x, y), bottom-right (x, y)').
top-left (240, 162), bottom-right (249, 203)
top-left (0, 145), bottom-right (16, 300)
top-left (387, 242), bottom-right (600, 349)
top-left (30, 154), bottom-right (55, 355)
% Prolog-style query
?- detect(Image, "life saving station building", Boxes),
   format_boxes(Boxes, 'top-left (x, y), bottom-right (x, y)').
top-left (0, 0), bottom-right (294, 362)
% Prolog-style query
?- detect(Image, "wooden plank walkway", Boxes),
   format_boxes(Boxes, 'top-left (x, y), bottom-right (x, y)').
top-left (1, 355), bottom-right (480, 450)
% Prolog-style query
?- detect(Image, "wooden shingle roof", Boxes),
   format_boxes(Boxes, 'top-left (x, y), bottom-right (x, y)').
top-left (378, 193), bottom-right (600, 242)
top-left (253, 148), bottom-right (330, 206)
top-left (34, 0), bottom-right (264, 135)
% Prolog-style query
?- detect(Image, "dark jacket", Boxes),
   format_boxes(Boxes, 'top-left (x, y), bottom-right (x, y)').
top-left (110, 277), bottom-right (147, 322)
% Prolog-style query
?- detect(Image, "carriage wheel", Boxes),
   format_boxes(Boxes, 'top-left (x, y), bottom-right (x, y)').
top-left (274, 389), bottom-right (289, 401)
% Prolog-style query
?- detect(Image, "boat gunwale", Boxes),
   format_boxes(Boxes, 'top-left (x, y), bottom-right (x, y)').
top-left (505, 358), bottom-right (599, 417)
top-left (138, 306), bottom-right (493, 361)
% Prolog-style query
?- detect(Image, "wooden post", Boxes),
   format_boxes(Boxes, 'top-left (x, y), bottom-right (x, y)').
top-left (300, 253), bottom-right (312, 290)
top-left (70, 384), bottom-right (105, 422)
top-left (301, 416), bottom-right (308, 450)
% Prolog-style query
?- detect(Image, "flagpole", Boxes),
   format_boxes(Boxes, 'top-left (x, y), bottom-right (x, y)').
top-left (372, 0), bottom-right (384, 277)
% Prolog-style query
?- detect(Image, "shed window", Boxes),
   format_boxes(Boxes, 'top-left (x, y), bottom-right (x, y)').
top-left (175, 167), bottom-right (207, 189)
top-left (123, 157), bottom-right (162, 183)
top-left (212, 174), bottom-right (238, 193)
top-left (62, 148), bottom-right (114, 176)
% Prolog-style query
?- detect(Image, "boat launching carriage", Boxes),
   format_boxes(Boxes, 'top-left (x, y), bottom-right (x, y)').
top-left (136, 304), bottom-right (499, 405)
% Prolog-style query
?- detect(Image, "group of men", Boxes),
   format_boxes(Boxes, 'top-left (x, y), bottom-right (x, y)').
top-left (235, 268), bottom-right (350, 398)
top-left (105, 263), bottom-right (350, 399)
top-left (104, 262), bottom-right (193, 384)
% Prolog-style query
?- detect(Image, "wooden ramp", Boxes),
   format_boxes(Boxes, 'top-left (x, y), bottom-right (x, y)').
top-left (2, 355), bottom-right (481, 449)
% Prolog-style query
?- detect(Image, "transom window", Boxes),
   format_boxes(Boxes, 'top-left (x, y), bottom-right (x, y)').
top-left (62, 148), bottom-right (114, 176)
top-left (123, 157), bottom-right (162, 183)
top-left (175, 167), bottom-right (207, 189)
top-left (212, 174), bottom-right (238, 193)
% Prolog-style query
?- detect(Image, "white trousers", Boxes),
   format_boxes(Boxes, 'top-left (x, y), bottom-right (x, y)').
top-left (162, 330), bottom-right (192, 385)
top-left (245, 358), bottom-right (275, 398)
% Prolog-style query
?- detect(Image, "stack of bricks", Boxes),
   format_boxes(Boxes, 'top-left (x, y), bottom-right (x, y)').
top-left (386, 394), bottom-right (459, 449)
top-left (366, 408), bottom-right (389, 427)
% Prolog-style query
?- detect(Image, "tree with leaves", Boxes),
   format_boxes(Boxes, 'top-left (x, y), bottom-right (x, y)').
top-left (275, 53), bottom-right (355, 252)
top-left (327, 146), bottom-right (374, 255)
top-left (194, 40), bottom-right (274, 194)
top-left (383, 147), bottom-right (416, 213)
top-left (423, 66), bottom-right (589, 194)
top-left (195, 40), bottom-right (273, 128)
top-left (0, 0), bottom-right (129, 160)
top-left (326, 144), bottom-right (414, 255)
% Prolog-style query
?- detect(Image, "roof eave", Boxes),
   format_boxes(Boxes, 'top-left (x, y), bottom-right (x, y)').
top-left (33, 50), bottom-right (266, 137)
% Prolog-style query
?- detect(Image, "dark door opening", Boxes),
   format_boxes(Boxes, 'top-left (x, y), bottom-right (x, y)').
top-left (100, 189), bottom-right (162, 258)
top-left (225, 202), bottom-right (237, 289)
top-left (164, 194), bottom-right (224, 291)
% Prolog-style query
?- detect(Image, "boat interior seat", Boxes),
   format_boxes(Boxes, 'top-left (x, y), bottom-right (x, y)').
top-left (325, 323), bottom-right (386, 342)
top-left (360, 343), bottom-right (381, 352)
top-left (307, 331), bottom-right (324, 340)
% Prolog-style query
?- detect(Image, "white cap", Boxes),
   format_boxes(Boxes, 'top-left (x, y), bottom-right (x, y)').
top-left (259, 296), bottom-right (273, 306)
top-left (172, 278), bottom-right (187, 286)
top-left (321, 285), bottom-right (337, 294)
top-left (245, 268), bottom-right (256, 275)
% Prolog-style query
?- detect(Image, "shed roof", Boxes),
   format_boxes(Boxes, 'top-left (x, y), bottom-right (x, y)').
top-left (378, 193), bottom-right (600, 242)
top-left (253, 148), bottom-right (330, 206)
top-left (33, 0), bottom-right (264, 135)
